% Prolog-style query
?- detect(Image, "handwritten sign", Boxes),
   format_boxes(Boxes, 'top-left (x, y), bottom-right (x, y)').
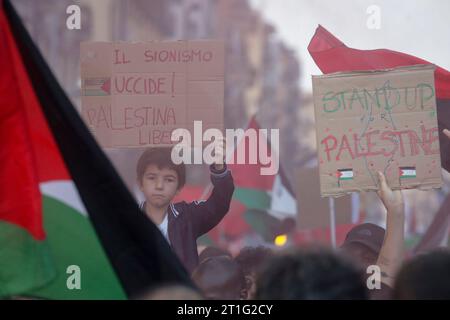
top-left (80, 40), bottom-right (224, 147)
top-left (312, 65), bottom-right (442, 197)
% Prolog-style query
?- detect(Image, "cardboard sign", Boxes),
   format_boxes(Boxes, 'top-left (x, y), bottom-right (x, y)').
top-left (296, 168), bottom-right (354, 230)
top-left (312, 65), bottom-right (442, 197)
top-left (80, 40), bottom-right (224, 148)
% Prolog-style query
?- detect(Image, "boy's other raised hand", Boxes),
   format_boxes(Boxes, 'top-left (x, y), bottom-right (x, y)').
top-left (212, 137), bottom-right (226, 171)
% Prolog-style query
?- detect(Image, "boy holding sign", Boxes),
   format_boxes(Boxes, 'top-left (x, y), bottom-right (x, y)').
top-left (136, 140), bottom-right (234, 273)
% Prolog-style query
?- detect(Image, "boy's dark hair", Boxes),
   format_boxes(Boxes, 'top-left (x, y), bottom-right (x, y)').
top-left (235, 246), bottom-right (273, 276)
top-left (255, 247), bottom-right (368, 300)
top-left (393, 249), bottom-right (450, 300)
top-left (136, 147), bottom-right (186, 189)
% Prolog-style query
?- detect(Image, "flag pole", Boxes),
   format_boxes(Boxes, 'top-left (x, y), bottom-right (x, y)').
top-left (329, 197), bottom-right (337, 248)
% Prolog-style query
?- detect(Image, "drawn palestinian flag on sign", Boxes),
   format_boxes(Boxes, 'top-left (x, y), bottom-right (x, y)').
top-left (338, 169), bottom-right (354, 181)
top-left (83, 77), bottom-right (111, 96)
top-left (399, 166), bottom-right (417, 179)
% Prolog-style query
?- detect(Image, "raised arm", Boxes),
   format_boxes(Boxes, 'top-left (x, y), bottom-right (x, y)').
top-left (376, 171), bottom-right (405, 287)
top-left (187, 138), bottom-right (234, 237)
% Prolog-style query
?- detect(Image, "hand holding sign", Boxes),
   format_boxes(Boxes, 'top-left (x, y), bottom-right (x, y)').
top-left (377, 171), bottom-right (404, 215)
top-left (376, 170), bottom-right (405, 287)
top-left (211, 136), bottom-right (226, 171)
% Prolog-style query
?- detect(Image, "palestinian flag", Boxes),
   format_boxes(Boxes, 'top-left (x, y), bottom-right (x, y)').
top-left (212, 117), bottom-right (297, 243)
top-left (308, 25), bottom-right (450, 173)
top-left (399, 167), bottom-right (417, 179)
top-left (0, 0), bottom-right (190, 299)
top-left (228, 117), bottom-right (274, 211)
top-left (338, 169), bottom-right (354, 181)
top-left (269, 171), bottom-right (297, 221)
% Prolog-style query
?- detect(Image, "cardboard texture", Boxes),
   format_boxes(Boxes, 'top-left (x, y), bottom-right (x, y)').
top-left (312, 65), bottom-right (442, 197)
top-left (81, 40), bottom-right (224, 148)
top-left (296, 167), bottom-right (353, 229)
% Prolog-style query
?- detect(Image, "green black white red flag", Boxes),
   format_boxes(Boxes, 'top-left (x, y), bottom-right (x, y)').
top-left (0, 0), bottom-right (190, 299)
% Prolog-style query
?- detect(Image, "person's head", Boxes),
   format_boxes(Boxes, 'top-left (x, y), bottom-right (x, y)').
top-left (339, 223), bottom-right (385, 269)
top-left (255, 247), bottom-right (368, 300)
top-left (393, 249), bottom-right (450, 299)
top-left (198, 246), bottom-right (232, 263)
top-left (137, 147), bottom-right (186, 209)
top-left (191, 256), bottom-right (245, 300)
top-left (235, 246), bottom-right (273, 299)
top-left (137, 284), bottom-right (203, 300)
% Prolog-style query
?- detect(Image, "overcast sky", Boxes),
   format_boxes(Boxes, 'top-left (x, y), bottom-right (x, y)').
top-left (250, 0), bottom-right (450, 93)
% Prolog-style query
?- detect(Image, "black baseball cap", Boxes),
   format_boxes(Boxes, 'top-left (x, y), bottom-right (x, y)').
top-left (341, 223), bottom-right (386, 254)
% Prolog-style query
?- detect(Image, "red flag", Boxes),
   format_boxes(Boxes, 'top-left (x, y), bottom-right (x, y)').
top-left (308, 25), bottom-right (450, 98)
top-left (228, 116), bottom-right (276, 191)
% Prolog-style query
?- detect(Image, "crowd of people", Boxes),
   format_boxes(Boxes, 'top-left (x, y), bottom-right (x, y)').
top-left (135, 134), bottom-right (450, 300)
top-left (142, 241), bottom-right (450, 300)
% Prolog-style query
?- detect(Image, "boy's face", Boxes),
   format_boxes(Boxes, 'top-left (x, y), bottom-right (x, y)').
top-left (139, 164), bottom-right (180, 209)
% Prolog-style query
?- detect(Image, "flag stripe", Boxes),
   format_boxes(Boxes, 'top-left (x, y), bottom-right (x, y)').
top-left (0, 1), bottom-right (45, 240)
top-left (3, 2), bottom-right (70, 183)
top-left (27, 196), bottom-right (126, 299)
top-left (0, 222), bottom-right (55, 297)
top-left (233, 187), bottom-right (271, 211)
top-left (39, 181), bottom-right (88, 217)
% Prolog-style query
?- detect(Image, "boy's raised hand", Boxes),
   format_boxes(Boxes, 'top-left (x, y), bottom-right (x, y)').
top-left (377, 171), bottom-right (404, 214)
top-left (212, 137), bottom-right (226, 171)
